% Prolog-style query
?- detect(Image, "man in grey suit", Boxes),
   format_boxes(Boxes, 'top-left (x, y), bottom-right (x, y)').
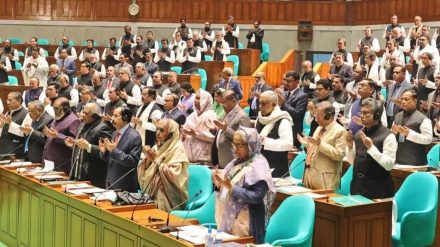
top-left (247, 71), bottom-right (273, 118)
top-left (161, 94), bottom-right (186, 126)
top-left (102, 66), bottom-right (120, 89)
top-left (385, 65), bottom-right (417, 128)
top-left (210, 90), bottom-right (250, 168)
top-left (114, 54), bottom-right (133, 75)
top-left (329, 52), bottom-right (354, 85)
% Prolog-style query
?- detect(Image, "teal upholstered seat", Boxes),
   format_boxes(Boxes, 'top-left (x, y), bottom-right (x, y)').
top-left (226, 55), bottom-right (239, 76)
top-left (290, 152), bottom-right (306, 180)
top-left (185, 165), bottom-right (213, 210)
top-left (427, 143), bottom-right (440, 169)
top-left (171, 66), bottom-right (182, 75)
top-left (171, 192), bottom-right (216, 226)
top-left (8, 76), bottom-right (18, 85)
top-left (197, 68), bottom-right (207, 90)
top-left (37, 39), bottom-right (49, 45)
top-left (334, 165), bottom-right (353, 196)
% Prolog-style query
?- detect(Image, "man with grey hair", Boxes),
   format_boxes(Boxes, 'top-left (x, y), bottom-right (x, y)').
top-left (89, 53), bottom-right (106, 78)
top-left (22, 77), bottom-right (44, 108)
top-left (65, 103), bottom-right (112, 188)
top-left (248, 71), bottom-right (273, 118)
top-left (119, 66), bottom-right (142, 113)
top-left (132, 62), bottom-right (152, 88)
top-left (0, 92), bottom-right (28, 158)
top-left (255, 90), bottom-right (293, 177)
top-left (47, 64), bottom-right (61, 86)
top-left (193, 31), bottom-right (208, 61)
top-left (211, 32), bottom-right (230, 61)
top-left (209, 89), bottom-right (250, 168)
top-left (18, 100), bottom-right (53, 163)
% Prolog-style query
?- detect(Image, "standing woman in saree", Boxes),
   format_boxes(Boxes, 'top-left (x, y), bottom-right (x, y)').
top-left (181, 88), bottom-right (218, 163)
top-left (212, 127), bottom-right (275, 244)
top-left (138, 119), bottom-right (189, 212)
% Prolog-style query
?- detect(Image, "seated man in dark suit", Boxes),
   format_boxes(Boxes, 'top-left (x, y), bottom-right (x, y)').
top-left (219, 67), bottom-right (243, 100)
top-left (145, 52), bottom-right (159, 75)
top-left (161, 94), bottom-right (186, 126)
top-left (275, 70), bottom-right (308, 149)
top-left (65, 103), bottom-right (112, 188)
top-left (19, 100), bottom-right (54, 163)
top-left (99, 106), bottom-right (142, 192)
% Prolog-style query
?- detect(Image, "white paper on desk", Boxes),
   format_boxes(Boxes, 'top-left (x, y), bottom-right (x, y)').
top-left (394, 164), bottom-right (428, 169)
top-left (302, 192), bottom-right (328, 199)
top-left (6, 161), bottom-right (32, 167)
top-left (67, 188), bottom-right (106, 195)
top-left (276, 185), bottom-right (311, 194)
top-left (43, 159), bottom-right (54, 172)
top-left (33, 174), bottom-right (64, 180)
top-left (89, 191), bottom-right (117, 201)
top-left (170, 225), bottom-right (238, 244)
top-left (273, 177), bottom-right (302, 187)
top-left (62, 183), bottom-right (92, 189)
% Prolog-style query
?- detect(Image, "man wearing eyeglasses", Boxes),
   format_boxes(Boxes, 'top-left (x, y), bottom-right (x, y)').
top-left (0, 92), bottom-right (28, 159)
top-left (329, 38), bottom-right (353, 66)
top-left (410, 34), bottom-right (440, 79)
top-left (346, 98), bottom-right (397, 199)
top-left (118, 67), bottom-right (141, 114)
top-left (74, 62), bottom-right (93, 89)
top-left (255, 91), bottom-right (293, 177)
top-left (42, 97), bottom-right (80, 173)
top-left (77, 87), bottom-right (95, 114)
top-left (275, 70), bottom-right (307, 149)
top-left (132, 63), bottom-right (152, 88)
top-left (298, 101), bottom-right (347, 190)
top-left (219, 67), bottom-right (243, 100)
top-left (248, 71), bottom-right (273, 118)
top-left (114, 54), bottom-right (133, 75)
top-left (329, 52), bottom-right (353, 86)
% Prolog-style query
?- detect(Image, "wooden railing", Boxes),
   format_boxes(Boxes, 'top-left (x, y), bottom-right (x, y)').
top-left (1, 0), bottom-right (439, 26)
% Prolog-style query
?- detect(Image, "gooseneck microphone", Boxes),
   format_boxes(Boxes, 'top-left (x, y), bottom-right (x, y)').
top-left (64, 149), bottom-right (82, 193)
top-left (1, 144), bottom-right (24, 161)
top-left (130, 157), bottom-right (165, 221)
top-left (274, 158), bottom-right (306, 186)
top-left (158, 190), bottom-right (203, 233)
top-left (93, 167), bottom-right (136, 206)
top-left (176, 192), bottom-right (202, 240)
top-left (18, 140), bottom-right (38, 174)
top-left (39, 158), bottom-right (72, 183)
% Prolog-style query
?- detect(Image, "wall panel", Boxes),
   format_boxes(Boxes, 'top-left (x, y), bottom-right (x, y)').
top-left (0, 0), bottom-right (438, 26)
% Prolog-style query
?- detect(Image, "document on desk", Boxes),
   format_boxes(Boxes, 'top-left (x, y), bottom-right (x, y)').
top-left (67, 188), bottom-right (106, 195)
top-left (331, 195), bottom-right (374, 206)
top-left (4, 161), bottom-right (33, 167)
top-left (33, 174), bottom-right (64, 180)
top-left (276, 185), bottom-right (311, 194)
top-left (394, 164), bottom-right (428, 169)
top-left (170, 225), bottom-right (238, 244)
top-left (273, 177), bottom-right (302, 187)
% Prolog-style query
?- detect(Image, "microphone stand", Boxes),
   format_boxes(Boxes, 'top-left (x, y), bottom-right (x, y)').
top-left (130, 157), bottom-right (165, 221)
top-left (274, 159), bottom-right (306, 186)
top-left (158, 190), bottom-right (203, 233)
top-left (175, 192), bottom-right (201, 240)
top-left (18, 140), bottom-right (38, 174)
top-left (64, 149), bottom-right (82, 193)
top-left (93, 167), bottom-right (135, 206)
top-left (39, 158), bottom-right (72, 183)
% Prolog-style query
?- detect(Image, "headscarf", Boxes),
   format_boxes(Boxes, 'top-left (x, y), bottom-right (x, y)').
top-left (194, 88), bottom-right (213, 116)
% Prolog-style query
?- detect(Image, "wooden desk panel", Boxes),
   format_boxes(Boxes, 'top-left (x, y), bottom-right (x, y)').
top-left (229, 48), bottom-right (261, 76)
top-left (272, 191), bottom-right (392, 247)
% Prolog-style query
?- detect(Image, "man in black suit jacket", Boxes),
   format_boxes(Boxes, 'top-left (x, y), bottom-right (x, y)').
top-left (99, 106), bottom-right (142, 192)
top-left (247, 71), bottom-right (273, 118)
top-left (19, 100), bottom-right (53, 163)
top-left (276, 70), bottom-right (308, 149)
top-left (219, 67), bottom-right (243, 100)
top-left (385, 65), bottom-right (417, 128)
top-left (77, 87), bottom-right (96, 113)
top-left (161, 94), bottom-right (186, 126)
top-left (145, 53), bottom-right (159, 75)
top-left (246, 21), bottom-right (264, 53)
top-left (65, 103), bottom-right (112, 188)
top-left (329, 52), bottom-right (354, 85)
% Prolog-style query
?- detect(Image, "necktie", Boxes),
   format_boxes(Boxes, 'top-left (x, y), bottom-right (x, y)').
top-left (251, 86), bottom-right (261, 110)
top-left (386, 84), bottom-right (402, 116)
top-left (305, 128), bottom-right (326, 166)
top-left (61, 59), bottom-right (65, 69)
top-left (107, 78), bottom-right (113, 89)
top-left (224, 81), bottom-right (229, 89)
top-left (114, 132), bottom-right (121, 146)
top-left (24, 121), bottom-right (38, 153)
top-left (287, 91), bottom-right (292, 99)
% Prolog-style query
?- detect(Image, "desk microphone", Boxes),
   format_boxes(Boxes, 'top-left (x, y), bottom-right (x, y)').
top-left (158, 190), bottom-right (203, 233)
top-left (93, 167), bottom-right (135, 206)
top-left (322, 173), bottom-right (329, 203)
top-left (18, 140), bottom-right (38, 174)
top-left (130, 157), bottom-right (165, 221)
top-left (176, 191), bottom-right (202, 240)
top-left (39, 158), bottom-right (72, 183)
top-left (274, 158), bottom-right (305, 186)
top-left (64, 149), bottom-right (82, 193)
top-left (0, 144), bottom-right (24, 161)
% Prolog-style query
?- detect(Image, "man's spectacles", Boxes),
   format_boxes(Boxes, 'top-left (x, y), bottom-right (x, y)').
top-left (282, 78), bottom-right (294, 84)
top-left (359, 111), bottom-right (371, 116)
top-left (315, 88), bottom-right (325, 92)
top-left (6, 99), bottom-right (16, 104)
top-left (259, 101), bottom-right (269, 107)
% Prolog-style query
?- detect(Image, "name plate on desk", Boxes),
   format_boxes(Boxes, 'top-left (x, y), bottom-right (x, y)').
top-left (331, 195), bottom-right (374, 206)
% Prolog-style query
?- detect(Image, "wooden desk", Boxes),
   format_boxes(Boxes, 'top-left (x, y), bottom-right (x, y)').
top-left (273, 190), bottom-right (392, 247)
top-left (177, 74), bottom-right (201, 92)
top-left (229, 48), bottom-right (261, 76)
top-left (0, 165), bottom-right (252, 247)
